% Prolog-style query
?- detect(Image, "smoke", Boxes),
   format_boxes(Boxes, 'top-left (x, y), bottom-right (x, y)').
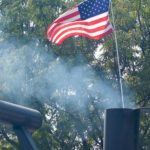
top-left (0, 38), bottom-right (133, 111)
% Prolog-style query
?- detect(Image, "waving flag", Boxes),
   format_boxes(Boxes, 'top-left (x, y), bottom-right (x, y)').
top-left (47, 0), bottom-right (113, 45)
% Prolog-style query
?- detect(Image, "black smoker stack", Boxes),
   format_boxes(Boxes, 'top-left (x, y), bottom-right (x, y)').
top-left (104, 108), bottom-right (150, 150)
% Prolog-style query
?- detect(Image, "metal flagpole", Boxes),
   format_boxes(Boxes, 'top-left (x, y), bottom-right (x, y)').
top-left (110, 0), bottom-right (125, 108)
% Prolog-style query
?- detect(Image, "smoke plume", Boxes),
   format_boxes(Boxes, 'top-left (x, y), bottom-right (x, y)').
top-left (0, 39), bottom-right (133, 110)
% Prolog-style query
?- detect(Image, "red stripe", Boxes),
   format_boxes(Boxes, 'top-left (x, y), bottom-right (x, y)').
top-left (56, 28), bottom-right (113, 45)
top-left (49, 16), bottom-right (109, 39)
top-left (47, 23), bottom-right (56, 37)
top-left (52, 22), bottom-right (110, 43)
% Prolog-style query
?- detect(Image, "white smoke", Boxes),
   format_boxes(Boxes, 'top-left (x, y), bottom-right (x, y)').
top-left (0, 39), bottom-right (133, 110)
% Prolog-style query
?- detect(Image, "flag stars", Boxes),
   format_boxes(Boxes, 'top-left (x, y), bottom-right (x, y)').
top-left (78, 0), bottom-right (109, 20)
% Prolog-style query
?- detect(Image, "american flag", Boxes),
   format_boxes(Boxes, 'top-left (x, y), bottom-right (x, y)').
top-left (47, 0), bottom-right (113, 45)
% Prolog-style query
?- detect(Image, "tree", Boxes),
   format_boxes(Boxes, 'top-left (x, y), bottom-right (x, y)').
top-left (0, 0), bottom-right (150, 149)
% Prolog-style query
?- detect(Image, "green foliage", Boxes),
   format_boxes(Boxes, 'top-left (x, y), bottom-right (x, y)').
top-left (0, 0), bottom-right (150, 149)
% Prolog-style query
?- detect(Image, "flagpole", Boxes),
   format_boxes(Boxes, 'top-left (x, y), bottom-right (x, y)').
top-left (110, 0), bottom-right (125, 108)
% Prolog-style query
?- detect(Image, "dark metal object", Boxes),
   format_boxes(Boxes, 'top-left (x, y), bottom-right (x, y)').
top-left (14, 126), bottom-right (38, 150)
top-left (140, 107), bottom-right (150, 113)
top-left (104, 108), bottom-right (140, 150)
top-left (0, 100), bottom-right (42, 150)
top-left (0, 100), bottom-right (42, 130)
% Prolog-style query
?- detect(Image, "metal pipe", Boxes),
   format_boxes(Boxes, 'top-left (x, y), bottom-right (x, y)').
top-left (0, 100), bottom-right (42, 130)
top-left (104, 108), bottom-right (140, 150)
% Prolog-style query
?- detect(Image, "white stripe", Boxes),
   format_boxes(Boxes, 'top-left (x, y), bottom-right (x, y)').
top-left (85, 11), bottom-right (108, 22)
top-left (62, 14), bottom-right (80, 23)
top-left (52, 19), bottom-right (110, 42)
top-left (55, 24), bottom-right (112, 44)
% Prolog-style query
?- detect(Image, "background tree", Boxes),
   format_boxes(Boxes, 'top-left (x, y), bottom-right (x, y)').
top-left (0, 0), bottom-right (150, 149)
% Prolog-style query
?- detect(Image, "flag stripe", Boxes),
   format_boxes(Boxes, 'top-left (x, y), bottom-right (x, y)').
top-left (51, 19), bottom-right (110, 42)
top-left (55, 7), bottom-right (79, 22)
top-left (47, 8), bottom-right (80, 37)
top-left (50, 14), bottom-right (109, 42)
top-left (60, 15), bottom-right (81, 24)
top-left (50, 12), bottom-right (109, 35)
top-left (55, 11), bottom-right (80, 23)
top-left (56, 26), bottom-right (113, 45)
top-left (55, 24), bottom-right (112, 44)
top-left (47, 15), bottom-right (80, 36)
top-left (48, 11), bottom-right (108, 35)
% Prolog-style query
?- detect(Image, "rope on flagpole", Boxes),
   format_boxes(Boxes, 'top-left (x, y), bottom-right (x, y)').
top-left (110, 0), bottom-right (125, 108)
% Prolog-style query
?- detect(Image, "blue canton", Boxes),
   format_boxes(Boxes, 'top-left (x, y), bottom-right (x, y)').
top-left (78, 0), bottom-right (109, 20)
